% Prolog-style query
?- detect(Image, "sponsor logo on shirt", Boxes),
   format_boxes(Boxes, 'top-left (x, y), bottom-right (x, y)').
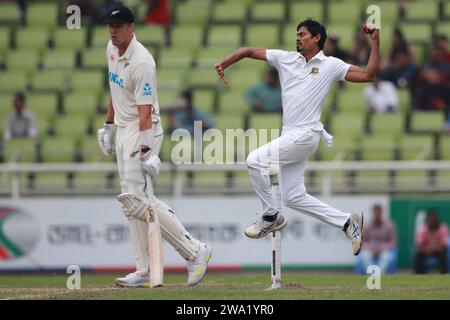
top-left (109, 72), bottom-right (124, 88)
top-left (143, 83), bottom-right (152, 96)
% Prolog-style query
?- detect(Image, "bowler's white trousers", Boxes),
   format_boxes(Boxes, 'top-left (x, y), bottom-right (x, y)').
top-left (115, 121), bottom-right (200, 275)
top-left (246, 125), bottom-right (350, 229)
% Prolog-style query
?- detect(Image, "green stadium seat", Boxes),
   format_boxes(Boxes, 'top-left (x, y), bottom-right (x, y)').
top-left (158, 89), bottom-right (182, 111)
top-left (369, 113), bottom-right (404, 138)
top-left (436, 22), bottom-right (450, 39)
top-left (27, 93), bottom-right (58, 122)
top-left (40, 137), bottom-right (77, 163)
top-left (195, 46), bottom-right (233, 68)
top-left (398, 89), bottom-right (411, 113)
top-left (290, 2), bottom-right (323, 24)
top-left (248, 113), bottom-right (282, 131)
top-left (135, 25), bottom-right (166, 46)
top-left (176, 0), bottom-right (210, 26)
top-left (0, 27), bottom-right (11, 55)
top-left (53, 115), bottom-right (90, 140)
top-left (195, 47), bottom-right (234, 70)
top-left (218, 90), bottom-right (247, 114)
top-left (213, 114), bottom-right (244, 131)
top-left (158, 68), bottom-right (186, 91)
top-left (328, 2), bottom-right (362, 25)
top-left (64, 92), bottom-right (98, 117)
top-left (16, 27), bottom-right (49, 51)
top-left (71, 70), bottom-right (105, 93)
top-left (192, 89), bottom-right (215, 114)
top-left (0, 3), bottom-right (19, 26)
top-left (0, 71), bottom-right (28, 93)
top-left (91, 26), bottom-right (111, 48)
top-left (325, 24), bottom-right (356, 51)
top-left (4, 138), bottom-right (38, 163)
top-left (158, 46), bottom-right (194, 69)
top-left (188, 68), bottom-right (223, 89)
top-left (52, 28), bottom-right (87, 50)
top-left (316, 133), bottom-right (357, 161)
top-left (169, 25), bottom-right (203, 49)
top-left (331, 113), bottom-right (365, 138)
top-left (379, 24), bottom-right (394, 56)
top-left (208, 25), bottom-right (242, 48)
top-left (225, 68), bottom-right (262, 91)
top-left (4, 49), bottom-right (40, 73)
top-left (398, 135), bottom-right (434, 160)
top-left (282, 23), bottom-right (298, 48)
top-left (337, 84), bottom-right (367, 114)
top-left (79, 136), bottom-right (114, 163)
top-left (41, 49), bottom-right (76, 70)
top-left (404, 0), bottom-right (438, 21)
top-left (246, 24), bottom-right (280, 48)
top-left (81, 48), bottom-right (107, 70)
top-left (250, 2), bottom-right (285, 23)
top-left (400, 23), bottom-right (432, 44)
top-left (211, 2), bottom-right (248, 24)
top-left (359, 135), bottom-right (396, 161)
top-left (410, 111), bottom-right (445, 132)
top-left (27, 2), bottom-right (59, 29)
top-left (376, 2), bottom-right (399, 26)
top-left (30, 70), bottom-right (68, 93)
top-left (439, 135), bottom-right (450, 160)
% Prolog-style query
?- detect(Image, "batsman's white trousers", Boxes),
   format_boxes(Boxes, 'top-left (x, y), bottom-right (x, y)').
top-left (115, 121), bottom-right (200, 275)
top-left (246, 126), bottom-right (350, 229)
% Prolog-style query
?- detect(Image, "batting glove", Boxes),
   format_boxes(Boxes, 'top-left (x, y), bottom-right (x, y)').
top-left (140, 149), bottom-right (161, 178)
top-left (97, 123), bottom-right (115, 155)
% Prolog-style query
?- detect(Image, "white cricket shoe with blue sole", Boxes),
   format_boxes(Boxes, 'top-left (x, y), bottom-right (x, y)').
top-left (244, 213), bottom-right (287, 239)
top-left (187, 243), bottom-right (212, 286)
top-left (344, 212), bottom-right (364, 256)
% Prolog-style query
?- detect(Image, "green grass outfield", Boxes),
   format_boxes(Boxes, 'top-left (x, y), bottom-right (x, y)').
top-left (0, 272), bottom-right (449, 300)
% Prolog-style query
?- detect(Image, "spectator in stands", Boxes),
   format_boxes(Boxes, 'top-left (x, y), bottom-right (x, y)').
top-left (380, 51), bottom-right (418, 89)
top-left (244, 67), bottom-right (281, 113)
top-left (435, 34), bottom-right (450, 64)
top-left (144, 0), bottom-right (170, 25)
top-left (413, 46), bottom-right (450, 111)
top-left (350, 30), bottom-right (371, 66)
top-left (359, 204), bottom-right (397, 274)
top-left (324, 33), bottom-right (349, 62)
top-left (3, 92), bottom-right (38, 141)
top-left (169, 89), bottom-right (214, 135)
top-left (363, 74), bottom-right (399, 113)
top-left (94, 0), bottom-right (122, 25)
top-left (414, 210), bottom-right (449, 274)
top-left (389, 29), bottom-right (414, 64)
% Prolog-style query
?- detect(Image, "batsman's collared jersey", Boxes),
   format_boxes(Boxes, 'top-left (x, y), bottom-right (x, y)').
top-left (107, 34), bottom-right (162, 135)
top-left (266, 50), bottom-right (350, 130)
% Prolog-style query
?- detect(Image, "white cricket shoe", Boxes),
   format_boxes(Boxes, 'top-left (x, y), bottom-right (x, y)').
top-left (344, 212), bottom-right (364, 256)
top-left (187, 243), bottom-right (212, 286)
top-left (115, 271), bottom-right (149, 288)
top-left (244, 213), bottom-right (288, 239)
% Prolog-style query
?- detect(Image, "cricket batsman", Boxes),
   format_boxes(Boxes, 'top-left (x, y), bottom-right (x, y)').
top-left (215, 19), bottom-right (380, 256)
top-left (98, 6), bottom-right (212, 287)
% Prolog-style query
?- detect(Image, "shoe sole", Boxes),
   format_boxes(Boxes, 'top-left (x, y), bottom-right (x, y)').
top-left (353, 212), bottom-right (364, 256)
top-left (115, 280), bottom-right (148, 288)
top-left (245, 217), bottom-right (288, 239)
top-left (188, 247), bottom-right (212, 287)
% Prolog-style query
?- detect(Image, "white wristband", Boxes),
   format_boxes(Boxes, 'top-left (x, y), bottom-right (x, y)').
top-left (139, 128), bottom-right (154, 149)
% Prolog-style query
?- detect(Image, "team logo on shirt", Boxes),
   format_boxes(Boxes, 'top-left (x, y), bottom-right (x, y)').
top-left (310, 67), bottom-right (319, 76)
top-left (143, 83), bottom-right (152, 96)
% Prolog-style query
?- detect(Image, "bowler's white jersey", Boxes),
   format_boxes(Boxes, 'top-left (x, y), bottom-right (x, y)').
top-left (266, 50), bottom-right (350, 130)
top-left (107, 34), bottom-right (161, 132)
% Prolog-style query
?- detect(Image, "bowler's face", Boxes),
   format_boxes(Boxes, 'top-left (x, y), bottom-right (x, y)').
top-left (296, 26), bottom-right (318, 53)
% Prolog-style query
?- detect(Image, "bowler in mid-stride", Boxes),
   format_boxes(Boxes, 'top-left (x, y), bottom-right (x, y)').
top-left (215, 19), bottom-right (380, 256)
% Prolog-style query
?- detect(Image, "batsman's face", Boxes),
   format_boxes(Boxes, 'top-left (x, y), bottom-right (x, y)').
top-left (108, 23), bottom-right (134, 47)
top-left (296, 26), bottom-right (319, 53)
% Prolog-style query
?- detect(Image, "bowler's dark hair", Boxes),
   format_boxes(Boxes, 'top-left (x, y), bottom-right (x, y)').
top-left (297, 18), bottom-right (327, 50)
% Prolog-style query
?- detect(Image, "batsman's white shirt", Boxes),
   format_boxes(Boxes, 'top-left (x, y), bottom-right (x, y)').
top-left (107, 34), bottom-right (162, 135)
top-left (266, 49), bottom-right (350, 132)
